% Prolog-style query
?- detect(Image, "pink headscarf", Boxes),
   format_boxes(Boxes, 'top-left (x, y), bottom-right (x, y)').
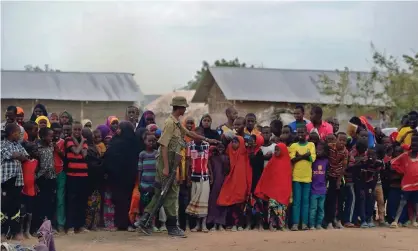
top-left (106, 116), bottom-right (119, 137)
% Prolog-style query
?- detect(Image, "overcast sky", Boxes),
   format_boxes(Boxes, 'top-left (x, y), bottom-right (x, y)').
top-left (2, 1), bottom-right (417, 94)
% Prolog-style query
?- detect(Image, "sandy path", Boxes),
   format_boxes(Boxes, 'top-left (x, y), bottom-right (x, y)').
top-left (11, 227), bottom-right (418, 251)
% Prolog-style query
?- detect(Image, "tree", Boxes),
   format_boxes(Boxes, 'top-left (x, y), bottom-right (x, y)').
top-left (371, 44), bottom-right (418, 120)
top-left (316, 67), bottom-right (353, 106)
top-left (316, 44), bottom-right (417, 122)
top-left (24, 64), bottom-right (61, 72)
top-left (184, 58), bottom-right (253, 90)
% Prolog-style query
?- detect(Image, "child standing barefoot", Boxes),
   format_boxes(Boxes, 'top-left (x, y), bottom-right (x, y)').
top-left (186, 127), bottom-right (211, 232)
top-left (217, 136), bottom-right (251, 232)
top-left (35, 128), bottom-right (57, 232)
top-left (83, 129), bottom-right (103, 231)
top-left (325, 132), bottom-right (348, 229)
top-left (51, 123), bottom-right (66, 233)
top-left (247, 134), bottom-right (266, 231)
top-left (255, 143), bottom-right (292, 231)
top-left (135, 133), bottom-right (159, 231)
top-left (390, 133), bottom-right (418, 228)
top-left (386, 146), bottom-right (408, 225)
top-left (21, 121), bottom-right (39, 238)
top-left (207, 144), bottom-right (229, 232)
top-left (1, 123), bottom-right (29, 240)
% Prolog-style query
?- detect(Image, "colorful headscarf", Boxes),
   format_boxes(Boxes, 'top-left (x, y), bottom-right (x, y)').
top-left (182, 116), bottom-right (195, 143)
top-left (146, 123), bottom-right (158, 132)
top-left (30, 104), bottom-right (48, 122)
top-left (59, 111), bottom-right (73, 124)
top-left (137, 110), bottom-right (155, 129)
top-left (17, 107), bottom-right (24, 115)
top-left (96, 124), bottom-right (110, 140)
top-left (106, 116), bottom-right (119, 128)
top-left (255, 143), bottom-right (292, 206)
top-left (35, 115), bottom-right (51, 128)
top-left (360, 116), bottom-right (375, 135)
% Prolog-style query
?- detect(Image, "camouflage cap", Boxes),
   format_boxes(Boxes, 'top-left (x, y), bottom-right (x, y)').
top-left (170, 96), bottom-right (189, 108)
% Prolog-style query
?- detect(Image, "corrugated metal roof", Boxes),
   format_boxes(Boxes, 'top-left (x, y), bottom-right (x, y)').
top-left (192, 67), bottom-right (387, 106)
top-left (1, 70), bottom-right (144, 102)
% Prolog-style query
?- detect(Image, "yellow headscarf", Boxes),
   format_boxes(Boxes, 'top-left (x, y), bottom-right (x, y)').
top-left (35, 115), bottom-right (51, 128)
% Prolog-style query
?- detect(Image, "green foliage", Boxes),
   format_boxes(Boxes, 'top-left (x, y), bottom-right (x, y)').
top-left (371, 44), bottom-right (418, 120)
top-left (316, 44), bottom-right (418, 121)
top-left (185, 58), bottom-right (252, 90)
top-left (316, 67), bottom-right (352, 106)
top-left (24, 64), bottom-right (60, 72)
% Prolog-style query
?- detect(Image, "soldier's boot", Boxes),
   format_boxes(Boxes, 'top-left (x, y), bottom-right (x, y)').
top-left (166, 216), bottom-right (186, 238)
top-left (136, 212), bottom-right (153, 236)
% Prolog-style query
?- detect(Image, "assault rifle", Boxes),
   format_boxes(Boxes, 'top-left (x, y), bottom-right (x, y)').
top-left (141, 151), bottom-right (183, 229)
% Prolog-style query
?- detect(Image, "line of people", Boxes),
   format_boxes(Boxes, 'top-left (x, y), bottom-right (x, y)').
top-left (1, 105), bottom-right (150, 240)
top-left (169, 106), bottom-right (418, 232)
top-left (1, 102), bottom-right (417, 243)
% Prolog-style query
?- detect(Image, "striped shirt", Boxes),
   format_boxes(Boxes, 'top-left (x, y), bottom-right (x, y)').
top-left (138, 150), bottom-right (157, 193)
top-left (328, 143), bottom-right (349, 178)
top-left (64, 137), bottom-right (88, 177)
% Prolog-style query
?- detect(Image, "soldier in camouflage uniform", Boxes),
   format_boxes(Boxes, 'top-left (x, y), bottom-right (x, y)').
top-left (137, 96), bottom-right (218, 237)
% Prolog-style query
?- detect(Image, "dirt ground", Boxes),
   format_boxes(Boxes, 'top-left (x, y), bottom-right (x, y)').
top-left (12, 227), bottom-right (418, 251)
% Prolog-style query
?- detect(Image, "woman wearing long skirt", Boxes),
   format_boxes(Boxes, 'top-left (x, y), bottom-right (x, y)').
top-left (104, 122), bottom-right (140, 231)
top-left (207, 143), bottom-right (229, 231)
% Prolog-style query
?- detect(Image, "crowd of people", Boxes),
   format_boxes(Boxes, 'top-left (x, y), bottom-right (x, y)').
top-left (1, 99), bottom-right (418, 243)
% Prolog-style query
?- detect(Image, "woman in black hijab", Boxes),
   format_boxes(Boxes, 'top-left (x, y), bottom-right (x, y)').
top-left (30, 104), bottom-right (48, 122)
top-left (199, 114), bottom-right (221, 143)
top-left (104, 121), bottom-right (139, 230)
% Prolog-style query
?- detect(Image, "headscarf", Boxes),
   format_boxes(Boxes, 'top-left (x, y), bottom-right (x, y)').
top-left (199, 114), bottom-right (221, 141)
top-left (35, 115), bottom-right (51, 128)
top-left (59, 111), bottom-right (73, 124)
top-left (254, 143), bottom-right (292, 206)
top-left (33, 220), bottom-right (56, 251)
top-left (82, 119), bottom-right (92, 128)
top-left (146, 123), bottom-right (158, 132)
top-left (30, 104), bottom-right (48, 122)
top-left (104, 121), bottom-right (140, 187)
top-left (106, 116), bottom-right (119, 128)
top-left (48, 113), bottom-right (59, 123)
top-left (183, 116), bottom-right (196, 143)
top-left (137, 110), bottom-right (155, 129)
top-left (106, 116), bottom-right (119, 137)
top-left (17, 107), bottom-right (24, 115)
top-left (96, 124), bottom-right (110, 140)
top-left (217, 136), bottom-right (252, 206)
top-left (252, 134), bottom-right (264, 155)
top-left (16, 107), bottom-right (25, 127)
top-left (359, 116), bottom-right (375, 135)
